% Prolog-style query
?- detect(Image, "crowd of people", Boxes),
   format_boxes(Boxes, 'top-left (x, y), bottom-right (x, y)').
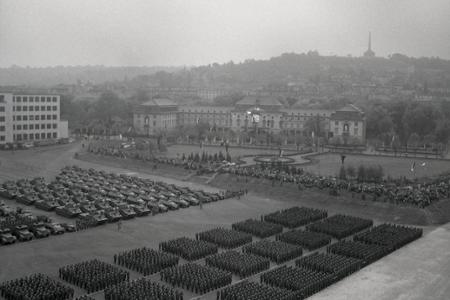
top-left (160, 263), bottom-right (232, 294)
top-left (196, 227), bottom-right (253, 249)
top-left (0, 274), bottom-right (74, 300)
top-left (232, 219), bottom-right (283, 238)
top-left (242, 240), bottom-right (303, 264)
top-left (159, 237), bottom-right (218, 261)
top-left (216, 280), bottom-right (298, 300)
top-left (261, 265), bottom-right (334, 299)
top-left (223, 164), bottom-right (450, 208)
top-left (276, 229), bottom-right (332, 250)
top-left (114, 247), bottom-right (179, 275)
top-left (59, 259), bottom-right (129, 293)
top-left (327, 241), bottom-right (389, 266)
top-left (354, 224), bottom-right (423, 252)
top-left (306, 214), bottom-right (374, 239)
top-left (205, 250), bottom-right (270, 278)
top-left (296, 252), bottom-right (362, 280)
top-left (104, 278), bottom-right (183, 300)
top-left (263, 206), bottom-right (328, 228)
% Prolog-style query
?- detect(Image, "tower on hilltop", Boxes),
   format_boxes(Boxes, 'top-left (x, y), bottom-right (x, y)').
top-left (363, 32), bottom-right (375, 58)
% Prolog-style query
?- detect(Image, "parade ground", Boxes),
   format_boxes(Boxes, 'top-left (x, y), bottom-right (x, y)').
top-left (0, 142), bottom-right (449, 299)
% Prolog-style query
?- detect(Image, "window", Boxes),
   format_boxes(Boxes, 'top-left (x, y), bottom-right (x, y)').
top-left (46, 97), bottom-right (51, 102)
top-left (47, 115), bottom-right (51, 120)
top-left (40, 97), bottom-right (45, 102)
top-left (41, 114), bottom-right (45, 120)
top-left (354, 122), bottom-right (358, 127)
top-left (23, 106), bottom-right (27, 111)
top-left (52, 124), bottom-right (57, 129)
top-left (13, 125), bottom-right (15, 130)
top-left (0, 116), bottom-right (4, 122)
top-left (41, 124), bottom-right (46, 129)
top-left (47, 124), bottom-right (51, 129)
top-left (0, 106), bottom-right (4, 112)
top-left (35, 115), bottom-right (40, 120)
top-left (335, 121), bottom-right (338, 126)
top-left (30, 115), bottom-right (34, 121)
top-left (16, 106), bottom-right (21, 111)
top-left (52, 115), bottom-right (57, 120)
top-left (16, 97), bottom-right (21, 102)
top-left (16, 134), bottom-right (22, 141)
top-left (17, 125), bottom-right (22, 130)
top-left (35, 133), bottom-right (39, 139)
top-left (0, 126), bottom-right (5, 131)
top-left (47, 133), bottom-right (51, 138)
top-left (23, 97), bottom-right (28, 102)
top-left (29, 106), bottom-right (34, 111)
top-left (30, 134), bottom-right (34, 140)
top-left (41, 106), bottom-right (45, 111)
top-left (29, 97), bottom-right (34, 102)
top-left (354, 128), bottom-right (358, 135)
top-left (35, 106), bottom-right (39, 111)
top-left (23, 124), bottom-right (28, 130)
top-left (17, 116), bottom-right (22, 121)
top-left (29, 124), bottom-right (34, 130)
top-left (41, 133), bottom-right (45, 139)
top-left (23, 133), bottom-right (28, 140)
top-left (46, 106), bottom-right (51, 111)
top-left (23, 116), bottom-right (28, 121)
top-left (52, 132), bottom-right (57, 138)
top-left (52, 97), bottom-right (57, 102)
top-left (0, 136), bottom-right (4, 141)
top-left (52, 106), bottom-right (57, 111)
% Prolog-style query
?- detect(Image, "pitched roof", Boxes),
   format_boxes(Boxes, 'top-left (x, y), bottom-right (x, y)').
top-left (235, 96), bottom-right (283, 107)
top-left (141, 98), bottom-right (176, 107)
top-left (331, 104), bottom-right (365, 121)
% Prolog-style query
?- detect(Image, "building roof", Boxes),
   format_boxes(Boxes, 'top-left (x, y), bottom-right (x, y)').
top-left (330, 104), bottom-right (365, 121)
top-left (141, 98), bottom-right (177, 107)
top-left (235, 96), bottom-right (283, 107)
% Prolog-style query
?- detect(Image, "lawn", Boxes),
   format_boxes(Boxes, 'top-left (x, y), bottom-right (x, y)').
top-left (303, 153), bottom-right (450, 179)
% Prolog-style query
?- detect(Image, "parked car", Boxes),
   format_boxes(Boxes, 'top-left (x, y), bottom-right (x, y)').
top-left (44, 223), bottom-right (65, 235)
top-left (0, 228), bottom-right (17, 245)
top-left (60, 223), bottom-right (76, 232)
top-left (12, 225), bottom-right (34, 241)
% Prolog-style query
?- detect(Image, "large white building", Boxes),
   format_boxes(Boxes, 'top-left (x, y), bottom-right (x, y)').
top-left (0, 92), bottom-right (69, 146)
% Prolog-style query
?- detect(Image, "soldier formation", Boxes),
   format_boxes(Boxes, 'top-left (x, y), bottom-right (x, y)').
top-left (306, 214), bottom-right (373, 239)
top-left (115, 247), bottom-right (179, 275)
top-left (276, 229), bottom-right (332, 250)
top-left (205, 250), bottom-right (270, 278)
top-left (243, 240), bottom-right (303, 264)
top-left (263, 206), bottom-right (327, 228)
top-left (0, 274), bottom-right (74, 300)
top-left (196, 227), bottom-right (252, 249)
top-left (159, 237), bottom-right (218, 261)
top-left (231, 219), bottom-right (283, 238)
top-left (59, 259), bottom-right (129, 293)
top-left (104, 278), bottom-right (183, 300)
top-left (160, 263), bottom-right (232, 294)
top-left (217, 280), bottom-right (298, 300)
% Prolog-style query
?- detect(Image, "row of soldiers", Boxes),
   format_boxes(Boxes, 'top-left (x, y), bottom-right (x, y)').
top-left (277, 229), bottom-right (332, 251)
top-left (306, 214), bottom-right (373, 240)
top-left (327, 240), bottom-right (389, 266)
top-left (296, 252), bottom-right (362, 281)
top-left (196, 227), bottom-right (253, 249)
top-left (354, 223), bottom-right (423, 252)
top-left (160, 263), bottom-right (232, 294)
top-left (114, 247), bottom-right (179, 275)
top-left (243, 240), bottom-right (303, 264)
top-left (261, 265), bottom-right (334, 298)
top-left (0, 274), bottom-right (74, 300)
top-left (159, 237), bottom-right (218, 261)
top-left (104, 278), bottom-right (183, 300)
top-left (216, 280), bottom-right (298, 300)
top-left (232, 219), bottom-right (283, 238)
top-left (263, 206), bottom-right (327, 229)
top-left (205, 250), bottom-right (270, 278)
top-left (59, 259), bottom-right (129, 293)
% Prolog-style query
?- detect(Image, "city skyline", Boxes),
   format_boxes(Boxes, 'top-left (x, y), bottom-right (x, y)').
top-left (1, 0), bottom-right (450, 67)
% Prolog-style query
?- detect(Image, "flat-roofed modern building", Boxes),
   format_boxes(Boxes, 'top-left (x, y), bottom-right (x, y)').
top-left (0, 92), bottom-right (69, 146)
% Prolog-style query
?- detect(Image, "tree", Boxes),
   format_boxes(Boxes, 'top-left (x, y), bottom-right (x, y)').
top-left (435, 119), bottom-right (450, 145)
top-left (346, 165), bottom-right (356, 178)
top-left (365, 106), bottom-right (394, 140)
top-left (402, 103), bottom-right (439, 138)
top-left (407, 133), bottom-right (420, 148)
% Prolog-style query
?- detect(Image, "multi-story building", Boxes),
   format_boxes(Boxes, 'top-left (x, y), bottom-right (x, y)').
top-left (132, 96), bottom-right (366, 144)
top-left (0, 92), bottom-right (68, 146)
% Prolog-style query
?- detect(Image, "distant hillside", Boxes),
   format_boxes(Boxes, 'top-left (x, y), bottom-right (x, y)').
top-left (0, 65), bottom-right (182, 86)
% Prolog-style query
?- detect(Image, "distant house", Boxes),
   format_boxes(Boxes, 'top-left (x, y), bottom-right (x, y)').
top-left (329, 105), bottom-right (366, 145)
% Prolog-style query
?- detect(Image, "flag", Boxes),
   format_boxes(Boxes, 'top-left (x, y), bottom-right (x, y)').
top-left (421, 162), bottom-right (426, 167)
top-left (410, 162), bottom-right (416, 172)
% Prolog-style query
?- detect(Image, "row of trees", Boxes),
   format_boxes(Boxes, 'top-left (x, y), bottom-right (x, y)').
top-left (364, 100), bottom-right (450, 148)
top-left (181, 151), bottom-right (232, 163)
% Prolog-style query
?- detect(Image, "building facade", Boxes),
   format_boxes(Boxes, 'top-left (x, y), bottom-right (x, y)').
top-left (132, 96), bottom-right (366, 145)
top-left (0, 92), bottom-right (68, 145)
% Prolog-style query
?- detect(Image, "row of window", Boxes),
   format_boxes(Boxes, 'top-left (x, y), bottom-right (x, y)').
top-left (335, 121), bottom-right (359, 126)
top-left (13, 124), bottom-right (57, 130)
top-left (13, 115), bottom-right (58, 121)
top-left (0, 136), bottom-right (4, 141)
top-left (13, 96), bottom-right (58, 103)
top-left (0, 116), bottom-right (4, 122)
top-left (14, 132), bottom-right (57, 141)
top-left (0, 106), bottom-right (4, 112)
top-left (13, 105), bottom-right (58, 112)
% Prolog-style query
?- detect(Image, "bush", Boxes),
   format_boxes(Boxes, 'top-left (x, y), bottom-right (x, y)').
top-left (346, 165), bottom-right (356, 178)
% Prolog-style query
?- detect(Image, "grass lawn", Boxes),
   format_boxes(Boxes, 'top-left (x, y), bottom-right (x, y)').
top-left (303, 153), bottom-right (450, 179)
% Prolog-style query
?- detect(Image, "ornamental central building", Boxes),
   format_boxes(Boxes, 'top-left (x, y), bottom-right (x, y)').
top-left (133, 96), bottom-right (366, 145)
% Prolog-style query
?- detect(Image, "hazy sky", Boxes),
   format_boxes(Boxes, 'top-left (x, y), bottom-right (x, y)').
top-left (1, 0), bottom-right (449, 67)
